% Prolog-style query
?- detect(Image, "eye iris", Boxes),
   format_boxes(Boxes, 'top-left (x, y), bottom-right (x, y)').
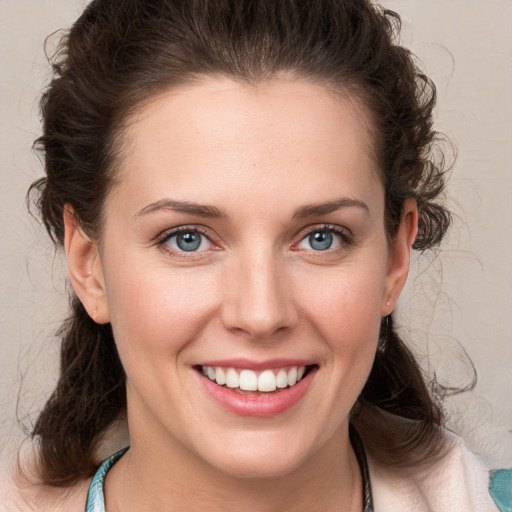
top-left (309, 231), bottom-right (332, 251)
top-left (176, 232), bottom-right (202, 251)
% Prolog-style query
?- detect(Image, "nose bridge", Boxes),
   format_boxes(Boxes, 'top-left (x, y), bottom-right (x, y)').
top-left (222, 242), bottom-right (296, 338)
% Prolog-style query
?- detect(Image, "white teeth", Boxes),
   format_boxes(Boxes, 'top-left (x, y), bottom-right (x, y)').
top-left (215, 367), bottom-right (226, 386)
top-left (202, 365), bottom-right (308, 392)
top-left (258, 370), bottom-right (277, 392)
top-left (239, 369), bottom-right (258, 391)
top-left (225, 368), bottom-right (239, 388)
top-left (276, 369), bottom-right (288, 388)
top-left (287, 367), bottom-right (298, 386)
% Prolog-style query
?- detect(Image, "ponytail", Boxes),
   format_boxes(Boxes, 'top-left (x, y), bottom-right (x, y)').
top-left (32, 296), bottom-right (125, 485)
top-left (352, 315), bottom-right (447, 467)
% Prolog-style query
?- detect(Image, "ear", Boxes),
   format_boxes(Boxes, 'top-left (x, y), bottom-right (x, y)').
top-left (63, 205), bottom-right (110, 324)
top-left (381, 198), bottom-right (418, 316)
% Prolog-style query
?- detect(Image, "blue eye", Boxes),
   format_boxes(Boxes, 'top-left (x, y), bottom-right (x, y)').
top-left (165, 230), bottom-right (211, 252)
top-left (298, 228), bottom-right (343, 251)
top-left (308, 231), bottom-right (333, 251)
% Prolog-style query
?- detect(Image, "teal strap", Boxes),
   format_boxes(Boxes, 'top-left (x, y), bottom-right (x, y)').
top-left (85, 448), bottom-right (128, 512)
top-left (85, 450), bottom-right (511, 511)
top-left (489, 468), bottom-right (512, 512)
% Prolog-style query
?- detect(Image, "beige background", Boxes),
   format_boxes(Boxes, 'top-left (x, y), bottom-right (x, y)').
top-left (1, 1), bottom-right (511, 465)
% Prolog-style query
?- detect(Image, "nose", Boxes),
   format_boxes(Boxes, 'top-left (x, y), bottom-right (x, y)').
top-left (221, 248), bottom-right (298, 340)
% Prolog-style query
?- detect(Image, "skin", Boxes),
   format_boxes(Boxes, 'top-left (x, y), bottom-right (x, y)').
top-left (60, 78), bottom-right (417, 512)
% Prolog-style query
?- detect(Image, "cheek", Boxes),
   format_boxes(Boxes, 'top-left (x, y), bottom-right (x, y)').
top-left (295, 263), bottom-right (385, 379)
top-left (104, 262), bottom-right (219, 360)
top-left (297, 264), bottom-right (386, 333)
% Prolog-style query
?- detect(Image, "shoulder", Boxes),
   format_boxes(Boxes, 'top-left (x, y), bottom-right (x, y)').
top-left (0, 471), bottom-right (89, 512)
top-left (368, 430), bottom-right (503, 512)
top-left (0, 448), bottom-right (89, 512)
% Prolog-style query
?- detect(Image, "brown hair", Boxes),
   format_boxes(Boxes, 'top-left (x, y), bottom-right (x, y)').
top-left (29, 0), bottom-right (451, 485)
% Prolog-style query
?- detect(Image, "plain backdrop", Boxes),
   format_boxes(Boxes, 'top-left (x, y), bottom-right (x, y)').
top-left (1, 0), bottom-right (511, 466)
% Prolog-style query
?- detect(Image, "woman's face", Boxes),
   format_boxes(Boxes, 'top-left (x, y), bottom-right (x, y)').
top-left (70, 78), bottom-right (415, 478)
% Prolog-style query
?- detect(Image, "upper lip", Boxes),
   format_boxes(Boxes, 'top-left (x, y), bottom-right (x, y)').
top-left (195, 358), bottom-right (316, 370)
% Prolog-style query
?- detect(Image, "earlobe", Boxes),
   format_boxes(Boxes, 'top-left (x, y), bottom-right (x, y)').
top-left (63, 205), bottom-right (110, 324)
top-left (381, 199), bottom-right (418, 316)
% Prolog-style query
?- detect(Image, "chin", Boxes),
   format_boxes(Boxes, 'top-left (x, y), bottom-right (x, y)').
top-left (193, 430), bottom-right (321, 480)
top-left (212, 452), bottom-right (308, 480)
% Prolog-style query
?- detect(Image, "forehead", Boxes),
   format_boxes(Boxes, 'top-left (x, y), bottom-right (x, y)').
top-left (112, 78), bottom-right (383, 216)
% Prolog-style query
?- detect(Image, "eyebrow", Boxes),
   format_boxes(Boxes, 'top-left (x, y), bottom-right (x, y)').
top-left (135, 199), bottom-right (227, 219)
top-left (293, 197), bottom-right (369, 219)
top-left (135, 196), bottom-right (369, 220)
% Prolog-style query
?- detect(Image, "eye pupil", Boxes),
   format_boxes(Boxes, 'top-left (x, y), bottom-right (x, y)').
top-left (176, 232), bottom-right (202, 251)
top-left (309, 231), bottom-right (333, 251)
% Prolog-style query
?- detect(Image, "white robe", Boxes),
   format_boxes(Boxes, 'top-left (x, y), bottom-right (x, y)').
top-left (369, 432), bottom-right (501, 511)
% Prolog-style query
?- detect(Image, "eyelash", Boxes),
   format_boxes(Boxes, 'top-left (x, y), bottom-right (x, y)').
top-left (154, 223), bottom-right (353, 259)
top-left (155, 226), bottom-right (218, 260)
top-left (293, 224), bottom-right (353, 254)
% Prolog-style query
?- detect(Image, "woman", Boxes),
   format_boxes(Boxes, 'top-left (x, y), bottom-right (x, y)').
top-left (3, 0), bottom-right (510, 510)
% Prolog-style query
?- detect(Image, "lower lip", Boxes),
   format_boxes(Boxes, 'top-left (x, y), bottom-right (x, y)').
top-left (198, 368), bottom-right (317, 417)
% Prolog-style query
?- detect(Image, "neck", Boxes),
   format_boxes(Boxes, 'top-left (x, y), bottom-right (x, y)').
top-left (104, 425), bottom-right (362, 512)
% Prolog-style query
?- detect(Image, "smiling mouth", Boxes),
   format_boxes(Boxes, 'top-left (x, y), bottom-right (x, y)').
top-left (196, 365), bottom-right (316, 394)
